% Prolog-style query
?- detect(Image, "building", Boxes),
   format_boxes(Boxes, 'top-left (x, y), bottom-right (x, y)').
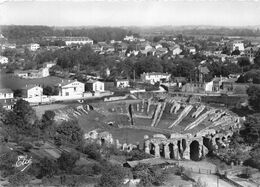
top-left (188, 47), bottom-right (196, 54)
top-left (63, 37), bottom-right (93, 46)
top-left (56, 80), bottom-right (85, 97)
top-left (14, 67), bottom-right (49, 79)
top-left (86, 80), bottom-right (105, 92)
top-left (21, 85), bottom-right (43, 98)
top-left (171, 46), bottom-right (182, 55)
top-left (0, 88), bottom-right (14, 110)
top-left (0, 56), bottom-right (8, 64)
top-left (43, 62), bottom-right (56, 68)
top-left (43, 36), bottom-right (93, 46)
top-left (115, 79), bottom-right (130, 88)
top-left (30, 43), bottom-right (40, 51)
top-left (231, 41), bottom-right (244, 52)
top-left (124, 35), bottom-right (135, 42)
top-left (141, 72), bottom-right (171, 85)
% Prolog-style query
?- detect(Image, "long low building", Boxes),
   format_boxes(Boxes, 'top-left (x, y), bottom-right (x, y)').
top-left (43, 36), bottom-right (93, 46)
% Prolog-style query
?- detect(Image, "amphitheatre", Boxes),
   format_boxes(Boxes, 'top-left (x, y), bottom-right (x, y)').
top-left (44, 92), bottom-right (243, 162)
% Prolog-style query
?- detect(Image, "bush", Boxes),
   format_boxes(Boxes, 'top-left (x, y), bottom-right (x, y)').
top-left (82, 143), bottom-right (102, 161)
top-left (58, 152), bottom-right (80, 173)
top-left (20, 142), bottom-right (33, 152)
top-left (8, 172), bottom-right (31, 186)
top-left (127, 149), bottom-right (152, 161)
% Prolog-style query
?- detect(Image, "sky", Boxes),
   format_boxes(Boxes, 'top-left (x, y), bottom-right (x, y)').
top-left (0, 0), bottom-right (260, 27)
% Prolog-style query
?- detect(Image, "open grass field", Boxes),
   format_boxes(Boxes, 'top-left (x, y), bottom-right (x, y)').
top-left (109, 127), bottom-right (161, 144)
top-left (0, 71), bottom-right (64, 89)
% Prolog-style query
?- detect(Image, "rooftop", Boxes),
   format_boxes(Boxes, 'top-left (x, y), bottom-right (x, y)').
top-left (0, 88), bottom-right (13, 94)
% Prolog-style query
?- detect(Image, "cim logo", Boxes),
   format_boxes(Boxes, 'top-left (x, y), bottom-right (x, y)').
top-left (15, 155), bottom-right (32, 172)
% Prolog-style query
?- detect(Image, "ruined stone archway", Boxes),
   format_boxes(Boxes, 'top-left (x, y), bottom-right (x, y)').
top-left (168, 143), bottom-right (174, 159)
top-left (159, 144), bottom-right (165, 157)
top-left (150, 143), bottom-right (155, 155)
top-left (190, 140), bottom-right (200, 161)
top-left (182, 139), bottom-right (187, 152)
top-left (177, 140), bottom-right (182, 157)
top-left (203, 137), bottom-right (213, 154)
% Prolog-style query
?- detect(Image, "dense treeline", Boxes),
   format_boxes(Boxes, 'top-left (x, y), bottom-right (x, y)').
top-left (133, 26), bottom-right (260, 37)
top-left (1, 25), bottom-right (128, 44)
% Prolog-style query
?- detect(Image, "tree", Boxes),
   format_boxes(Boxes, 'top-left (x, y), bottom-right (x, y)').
top-left (55, 120), bottom-right (84, 146)
top-left (240, 114), bottom-right (260, 144)
top-left (38, 157), bottom-right (58, 178)
top-left (126, 150), bottom-right (152, 161)
top-left (8, 172), bottom-right (31, 186)
top-left (231, 49), bottom-right (240, 56)
top-left (97, 164), bottom-right (129, 187)
top-left (40, 110), bottom-right (56, 139)
top-left (254, 56), bottom-right (260, 67)
top-left (238, 57), bottom-right (250, 73)
top-left (0, 151), bottom-right (18, 177)
top-left (247, 85), bottom-right (260, 111)
top-left (132, 164), bottom-right (167, 187)
top-left (4, 99), bottom-right (38, 137)
top-left (135, 56), bottom-right (163, 77)
top-left (81, 143), bottom-right (102, 161)
top-left (58, 152), bottom-right (80, 173)
top-left (43, 86), bottom-right (58, 96)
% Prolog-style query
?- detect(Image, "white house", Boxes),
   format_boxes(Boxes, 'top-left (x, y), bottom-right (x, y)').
top-left (115, 79), bottom-right (130, 88)
top-left (30, 43), bottom-right (40, 51)
top-left (0, 56), bottom-right (8, 64)
top-left (22, 85), bottom-right (43, 98)
top-left (0, 88), bottom-right (14, 110)
top-left (155, 44), bottom-right (163, 49)
top-left (188, 47), bottom-right (196, 54)
top-left (141, 72), bottom-right (171, 85)
top-left (86, 80), bottom-right (105, 92)
top-left (124, 35), bottom-right (135, 42)
top-left (56, 80), bottom-right (85, 97)
top-left (43, 62), bottom-right (56, 68)
top-left (171, 46), bottom-right (182, 55)
top-left (231, 41), bottom-right (244, 51)
top-left (14, 67), bottom-right (49, 79)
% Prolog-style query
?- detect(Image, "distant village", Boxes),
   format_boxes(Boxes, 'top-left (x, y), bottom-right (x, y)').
top-left (0, 31), bottom-right (258, 109)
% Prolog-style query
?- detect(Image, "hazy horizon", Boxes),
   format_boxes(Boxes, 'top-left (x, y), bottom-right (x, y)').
top-left (1, 1), bottom-right (260, 27)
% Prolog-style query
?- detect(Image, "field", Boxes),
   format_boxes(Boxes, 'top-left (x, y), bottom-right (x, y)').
top-left (0, 71), bottom-right (64, 90)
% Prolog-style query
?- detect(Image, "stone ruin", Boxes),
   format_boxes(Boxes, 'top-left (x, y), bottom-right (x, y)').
top-left (53, 104), bottom-right (93, 121)
top-left (144, 131), bottom-right (234, 161)
top-left (84, 130), bottom-right (137, 152)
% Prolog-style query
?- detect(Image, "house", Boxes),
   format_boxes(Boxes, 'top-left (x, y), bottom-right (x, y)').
top-left (188, 47), bottom-right (196, 54)
top-left (205, 76), bottom-right (229, 92)
top-left (43, 62), bottom-right (56, 68)
top-left (0, 56), bottom-right (8, 64)
top-left (124, 35), bottom-right (135, 42)
top-left (56, 80), bottom-right (85, 97)
top-left (155, 44), bottom-right (163, 49)
top-left (30, 43), bottom-right (40, 51)
top-left (14, 67), bottom-right (49, 79)
top-left (230, 41), bottom-right (244, 52)
top-left (85, 80), bottom-right (105, 92)
top-left (0, 88), bottom-right (14, 110)
top-left (115, 79), bottom-right (130, 88)
top-left (155, 47), bottom-right (168, 57)
top-left (141, 72), bottom-right (171, 85)
top-left (21, 85), bottom-right (43, 98)
top-left (170, 46), bottom-right (182, 55)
